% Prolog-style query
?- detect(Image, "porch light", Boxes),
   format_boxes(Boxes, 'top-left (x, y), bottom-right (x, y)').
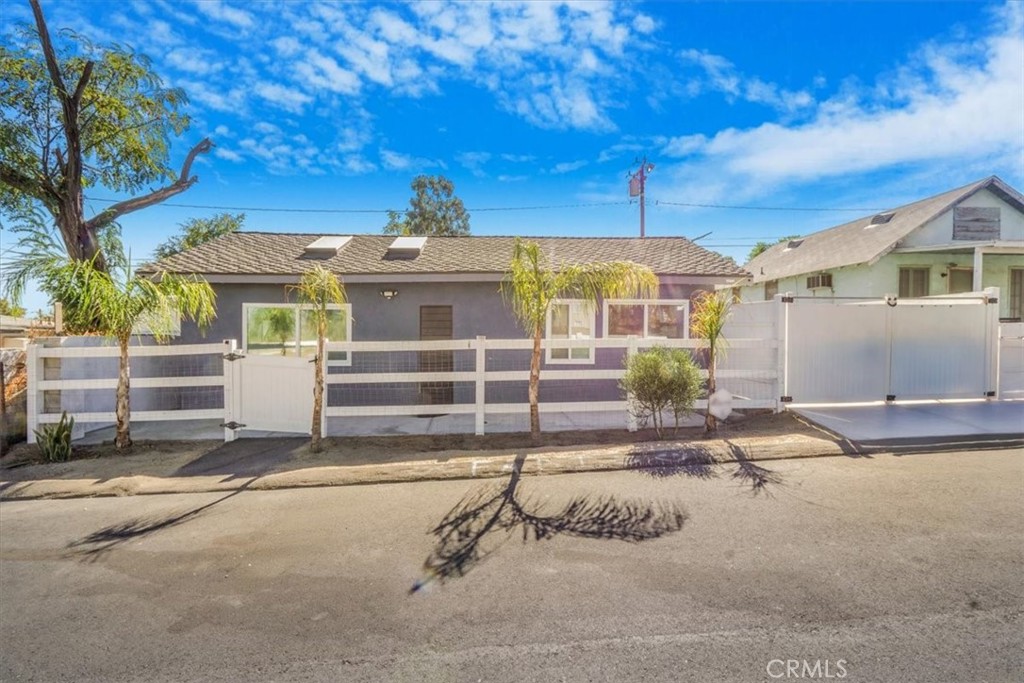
top-left (380, 289), bottom-right (399, 300)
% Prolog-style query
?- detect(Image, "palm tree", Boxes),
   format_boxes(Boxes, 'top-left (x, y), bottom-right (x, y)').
top-left (288, 265), bottom-right (347, 453)
top-left (37, 255), bottom-right (216, 450)
top-left (501, 238), bottom-right (658, 443)
top-left (690, 290), bottom-right (732, 434)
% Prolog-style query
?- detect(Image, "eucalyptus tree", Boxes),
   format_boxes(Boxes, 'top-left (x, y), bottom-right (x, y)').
top-left (288, 265), bottom-right (348, 453)
top-left (0, 0), bottom-right (212, 270)
top-left (502, 238), bottom-right (658, 442)
top-left (384, 175), bottom-right (470, 236)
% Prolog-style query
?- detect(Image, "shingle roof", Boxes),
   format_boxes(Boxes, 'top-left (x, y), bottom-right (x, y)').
top-left (744, 176), bottom-right (1024, 284)
top-left (144, 234), bottom-right (745, 278)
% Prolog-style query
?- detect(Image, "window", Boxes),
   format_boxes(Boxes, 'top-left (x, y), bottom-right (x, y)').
top-left (1010, 268), bottom-right (1024, 320)
top-left (806, 273), bottom-right (833, 289)
top-left (243, 303), bottom-right (352, 365)
top-left (604, 299), bottom-right (689, 339)
top-left (764, 280), bottom-right (778, 301)
top-left (898, 267), bottom-right (930, 298)
top-left (546, 300), bottom-right (595, 363)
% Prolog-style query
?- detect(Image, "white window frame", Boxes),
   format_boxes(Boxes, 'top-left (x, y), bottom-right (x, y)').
top-left (603, 299), bottom-right (690, 340)
top-left (242, 302), bottom-right (353, 366)
top-left (545, 299), bottom-right (596, 365)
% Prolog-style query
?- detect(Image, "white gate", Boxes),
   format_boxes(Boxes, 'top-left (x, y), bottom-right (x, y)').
top-left (234, 354), bottom-right (315, 434)
top-left (783, 290), bottom-right (999, 404)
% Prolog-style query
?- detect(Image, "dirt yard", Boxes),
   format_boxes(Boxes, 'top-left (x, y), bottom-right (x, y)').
top-left (0, 411), bottom-right (823, 485)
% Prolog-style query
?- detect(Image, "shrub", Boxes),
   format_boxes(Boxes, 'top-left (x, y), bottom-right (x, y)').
top-left (620, 347), bottom-right (703, 438)
top-left (34, 411), bottom-right (74, 462)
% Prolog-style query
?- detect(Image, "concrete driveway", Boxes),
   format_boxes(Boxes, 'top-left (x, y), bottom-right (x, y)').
top-left (795, 400), bottom-right (1024, 444)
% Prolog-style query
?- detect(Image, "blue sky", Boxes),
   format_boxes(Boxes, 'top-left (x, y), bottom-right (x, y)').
top-left (3, 0), bottom-right (1023, 313)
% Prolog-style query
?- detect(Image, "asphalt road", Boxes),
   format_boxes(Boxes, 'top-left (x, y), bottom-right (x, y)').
top-left (1, 449), bottom-right (1021, 682)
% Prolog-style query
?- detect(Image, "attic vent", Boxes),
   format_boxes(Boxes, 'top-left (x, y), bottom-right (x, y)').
top-left (304, 235), bottom-right (352, 255)
top-left (386, 236), bottom-right (427, 259)
top-left (806, 273), bottom-right (833, 289)
top-left (869, 212), bottom-right (895, 226)
top-left (785, 239), bottom-right (804, 249)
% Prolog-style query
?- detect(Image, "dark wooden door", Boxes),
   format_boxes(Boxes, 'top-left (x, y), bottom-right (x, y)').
top-left (419, 306), bottom-right (453, 405)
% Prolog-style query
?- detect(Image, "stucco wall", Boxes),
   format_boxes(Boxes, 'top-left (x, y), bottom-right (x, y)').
top-left (179, 280), bottom-right (710, 345)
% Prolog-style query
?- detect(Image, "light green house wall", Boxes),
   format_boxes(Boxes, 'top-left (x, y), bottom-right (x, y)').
top-left (739, 253), bottom-right (1022, 318)
top-left (737, 188), bottom-right (1024, 318)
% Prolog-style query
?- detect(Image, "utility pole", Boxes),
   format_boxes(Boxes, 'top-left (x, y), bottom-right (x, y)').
top-left (628, 157), bottom-right (655, 238)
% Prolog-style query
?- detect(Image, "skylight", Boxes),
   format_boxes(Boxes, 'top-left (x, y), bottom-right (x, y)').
top-left (786, 239), bottom-right (804, 249)
top-left (868, 212), bottom-right (895, 226)
top-left (386, 236), bottom-right (427, 259)
top-left (304, 235), bottom-right (352, 255)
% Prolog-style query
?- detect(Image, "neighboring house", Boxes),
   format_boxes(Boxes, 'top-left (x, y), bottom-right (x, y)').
top-left (736, 176), bottom-right (1024, 321)
top-left (145, 233), bottom-right (744, 360)
top-left (0, 315), bottom-right (54, 349)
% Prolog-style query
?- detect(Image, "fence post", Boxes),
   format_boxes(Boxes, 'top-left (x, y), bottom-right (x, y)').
top-left (985, 287), bottom-right (1000, 399)
top-left (626, 335), bottom-right (638, 431)
top-left (222, 339), bottom-right (238, 442)
top-left (774, 294), bottom-right (789, 411)
top-left (883, 296), bottom-right (895, 401)
top-left (475, 336), bottom-right (486, 436)
top-left (26, 342), bottom-right (40, 444)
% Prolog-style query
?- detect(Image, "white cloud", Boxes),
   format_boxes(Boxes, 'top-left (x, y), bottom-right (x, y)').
top-left (254, 82), bottom-right (313, 114)
top-left (456, 151), bottom-right (492, 177)
top-left (632, 14), bottom-right (656, 34)
top-left (271, 36), bottom-right (303, 57)
top-left (380, 148), bottom-right (441, 172)
top-left (550, 160), bottom-right (588, 174)
top-left (660, 2), bottom-right (1024, 200)
top-left (679, 48), bottom-right (815, 114)
top-left (295, 51), bottom-right (361, 95)
top-left (214, 147), bottom-right (243, 162)
top-left (192, 0), bottom-right (254, 30)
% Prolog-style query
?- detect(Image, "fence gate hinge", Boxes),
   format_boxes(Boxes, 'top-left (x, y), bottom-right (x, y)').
top-left (780, 396), bottom-right (793, 403)
top-left (781, 296), bottom-right (794, 303)
top-left (220, 421), bottom-right (246, 430)
top-left (985, 391), bottom-right (996, 397)
top-left (223, 352), bottom-right (246, 361)
top-left (885, 394), bottom-right (896, 402)
top-left (986, 297), bottom-right (998, 305)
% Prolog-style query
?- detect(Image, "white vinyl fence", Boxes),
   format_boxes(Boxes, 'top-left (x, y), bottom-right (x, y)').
top-left (999, 322), bottom-right (1024, 399)
top-left (26, 338), bottom-right (233, 443)
top-left (778, 288), bottom-right (1001, 405)
top-left (25, 289), bottom-right (1016, 442)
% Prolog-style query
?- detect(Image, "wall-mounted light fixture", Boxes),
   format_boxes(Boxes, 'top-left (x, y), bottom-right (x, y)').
top-left (380, 289), bottom-right (399, 300)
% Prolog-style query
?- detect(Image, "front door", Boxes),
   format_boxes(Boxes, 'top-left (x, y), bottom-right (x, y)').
top-left (419, 305), bottom-right (453, 405)
top-left (948, 267), bottom-right (974, 294)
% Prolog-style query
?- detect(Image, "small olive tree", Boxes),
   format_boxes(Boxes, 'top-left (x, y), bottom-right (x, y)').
top-left (620, 346), bottom-right (703, 438)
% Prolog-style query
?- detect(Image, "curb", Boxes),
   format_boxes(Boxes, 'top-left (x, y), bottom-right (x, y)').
top-left (0, 433), bottom-right (847, 501)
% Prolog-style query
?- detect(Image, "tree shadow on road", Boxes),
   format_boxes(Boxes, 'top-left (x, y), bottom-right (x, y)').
top-left (413, 454), bottom-right (688, 591)
top-left (65, 482), bottom-right (253, 561)
top-left (625, 441), bottom-right (783, 497)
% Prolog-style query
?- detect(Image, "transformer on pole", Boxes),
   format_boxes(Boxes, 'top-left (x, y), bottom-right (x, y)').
top-left (629, 157), bottom-right (655, 238)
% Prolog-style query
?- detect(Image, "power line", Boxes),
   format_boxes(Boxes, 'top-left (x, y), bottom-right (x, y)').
top-left (83, 195), bottom-right (883, 215)
top-left (654, 199), bottom-right (881, 212)
top-left (83, 196), bottom-right (632, 214)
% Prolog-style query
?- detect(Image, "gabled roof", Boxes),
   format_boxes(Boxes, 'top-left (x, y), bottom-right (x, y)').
top-left (744, 176), bottom-right (1024, 284)
top-left (143, 234), bottom-right (744, 278)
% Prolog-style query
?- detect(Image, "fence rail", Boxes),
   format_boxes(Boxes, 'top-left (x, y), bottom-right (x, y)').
top-left (23, 292), bottom-right (1017, 442)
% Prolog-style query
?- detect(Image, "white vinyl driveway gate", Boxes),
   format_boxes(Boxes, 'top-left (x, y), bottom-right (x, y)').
top-left (780, 290), bottom-right (1001, 405)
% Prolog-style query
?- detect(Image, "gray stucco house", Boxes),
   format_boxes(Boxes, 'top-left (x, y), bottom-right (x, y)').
top-left (735, 176), bottom-right (1024, 320)
top-left (147, 233), bottom-right (745, 355)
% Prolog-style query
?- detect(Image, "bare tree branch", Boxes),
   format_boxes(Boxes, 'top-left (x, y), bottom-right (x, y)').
top-left (84, 138), bottom-right (214, 232)
top-left (29, 0), bottom-right (69, 99)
